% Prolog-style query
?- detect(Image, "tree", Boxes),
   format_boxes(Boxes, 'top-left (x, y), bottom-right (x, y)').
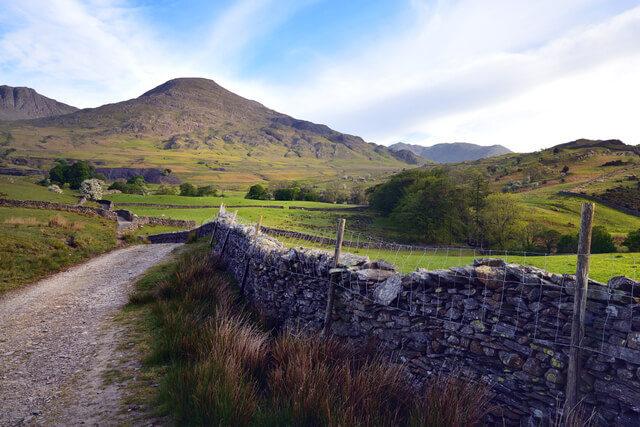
top-left (480, 193), bottom-right (523, 249)
top-left (623, 228), bottom-right (640, 252)
top-left (155, 185), bottom-right (178, 195)
top-left (197, 185), bottom-right (218, 197)
top-left (80, 179), bottom-right (104, 201)
top-left (274, 187), bottom-right (300, 201)
top-left (245, 184), bottom-right (268, 200)
top-left (49, 164), bottom-right (67, 184)
top-left (561, 165), bottom-right (569, 174)
top-left (538, 229), bottom-right (562, 253)
top-left (349, 185), bottom-right (366, 204)
top-left (557, 233), bottom-right (578, 253)
top-left (66, 161), bottom-right (94, 189)
top-left (179, 183), bottom-right (198, 197)
top-left (591, 226), bottom-right (616, 253)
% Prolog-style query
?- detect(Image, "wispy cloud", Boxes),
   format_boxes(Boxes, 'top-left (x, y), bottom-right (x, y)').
top-left (0, 0), bottom-right (638, 151)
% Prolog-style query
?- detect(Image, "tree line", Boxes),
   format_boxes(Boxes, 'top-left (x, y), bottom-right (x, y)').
top-left (366, 167), bottom-right (618, 253)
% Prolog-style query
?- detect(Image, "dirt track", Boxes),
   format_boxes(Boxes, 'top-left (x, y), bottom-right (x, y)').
top-left (0, 243), bottom-right (180, 426)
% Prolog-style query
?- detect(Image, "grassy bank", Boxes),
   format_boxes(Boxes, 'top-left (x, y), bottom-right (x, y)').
top-left (127, 241), bottom-right (492, 426)
top-left (0, 207), bottom-right (117, 293)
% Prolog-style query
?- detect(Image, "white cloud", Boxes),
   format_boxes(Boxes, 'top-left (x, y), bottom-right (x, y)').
top-left (0, 0), bottom-right (185, 107)
top-left (242, 1), bottom-right (640, 151)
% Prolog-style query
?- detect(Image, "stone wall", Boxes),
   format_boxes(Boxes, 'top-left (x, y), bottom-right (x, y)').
top-left (145, 222), bottom-right (214, 243)
top-left (211, 214), bottom-right (640, 426)
top-left (131, 215), bottom-right (196, 230)
top-left (558, 191), bottom-right (640, 218)
top-left (0, 198), bottom-right (118, 220)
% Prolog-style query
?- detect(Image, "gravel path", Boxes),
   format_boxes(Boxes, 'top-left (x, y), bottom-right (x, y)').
top-left (0, 244), bottom-right (181, 426)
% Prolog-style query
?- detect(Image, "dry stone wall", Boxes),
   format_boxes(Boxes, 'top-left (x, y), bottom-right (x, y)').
top-left (212, 215), bottom-right (640, 426)
top-left (0, 198), bottom-right (118, 220)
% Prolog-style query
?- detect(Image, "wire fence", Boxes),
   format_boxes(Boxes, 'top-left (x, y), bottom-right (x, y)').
top-left (213, 212), bottom-right (640, 365)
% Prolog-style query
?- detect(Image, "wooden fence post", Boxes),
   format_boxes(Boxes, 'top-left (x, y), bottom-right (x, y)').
top-left (322, 218), bottom-right (346, 337)
top-left (239, 216), bottom-right (263, 298)
top-left (566, 202), bottom-right (594, 410)
top-left (219, 209), bottom-right (238, 254)
top-left (209, 202), bottom-right (225, 248)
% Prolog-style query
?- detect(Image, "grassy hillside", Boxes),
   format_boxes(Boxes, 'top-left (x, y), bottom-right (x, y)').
top-left (0, 207), bottom-right (117, 292)
top-left (0, 78), bottom-right (412, 187)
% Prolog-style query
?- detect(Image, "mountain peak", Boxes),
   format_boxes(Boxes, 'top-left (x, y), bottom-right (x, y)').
top-left (389, 142), bottom-right (512, 163)
top-left (0, 85), bottom-right (77, 121)
top-left (140, 77), bottom-right (225, 98)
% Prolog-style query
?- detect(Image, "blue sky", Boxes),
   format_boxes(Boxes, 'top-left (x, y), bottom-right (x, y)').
top-left (1, 0), bottom-right (639, 152)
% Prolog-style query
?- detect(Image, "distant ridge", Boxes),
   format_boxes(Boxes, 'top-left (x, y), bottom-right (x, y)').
top-left (389, 142), bottom-right (512, 163)
top-left (0, 85), bottom-right (77, 121)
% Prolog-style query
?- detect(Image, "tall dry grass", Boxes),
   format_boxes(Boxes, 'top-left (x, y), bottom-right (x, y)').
top-left (4, 217), bottom-right (40, 226)
top-left (139, 245), bottom-right (493, 427)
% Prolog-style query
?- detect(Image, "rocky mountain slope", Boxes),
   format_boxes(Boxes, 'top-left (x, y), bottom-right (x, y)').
top-left (390, 141), bottom-right (512, 163)
top-left (0, 78), bottom-right (415, 185)
top-left (0, 86), bottom-right (77, 121)
top-left (35, 78), bottom-right (411, 163)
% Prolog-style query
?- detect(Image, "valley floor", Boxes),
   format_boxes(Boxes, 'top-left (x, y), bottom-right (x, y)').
top-left (0, 243), bottom-right (180, 426)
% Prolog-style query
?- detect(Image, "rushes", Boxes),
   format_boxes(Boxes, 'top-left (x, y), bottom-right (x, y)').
top-left (137, 244), bottom-right (493, 426)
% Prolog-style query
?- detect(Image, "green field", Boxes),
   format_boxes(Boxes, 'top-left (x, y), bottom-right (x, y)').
top-left (0, 207), bottom-right (117, 292)
top-left (0, 174), bottom-right (84, 204)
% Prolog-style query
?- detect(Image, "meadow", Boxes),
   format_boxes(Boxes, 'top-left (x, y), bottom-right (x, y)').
top-left (0, 207), bottom-right (117, 292)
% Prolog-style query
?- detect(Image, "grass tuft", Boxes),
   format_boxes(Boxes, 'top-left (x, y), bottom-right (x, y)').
top-left (129, 243), bottom-right (493, 426)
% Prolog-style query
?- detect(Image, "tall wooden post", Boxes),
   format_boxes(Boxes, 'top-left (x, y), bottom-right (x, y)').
top-left (322, 218), bottom-right (346, 337)
top-left (566, 203), bottom-right (594, 410)
top-left (209, 202), bottom-right (225, 248)
top-left (240, 216), bottom-right (263, 298)
top-left (254, 215), bottom-right (263, 236)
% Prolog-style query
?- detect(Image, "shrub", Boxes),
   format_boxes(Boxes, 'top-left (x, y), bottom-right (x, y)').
top-left (245, 184), bottom-right (268, 200)
top-left (197, 185), bottom-right (218, 197)
top-left (155, 184), bottom-right (178, 195)
top-left (179, 183), bottom-right (198, 197)
top-left (80, 178), bottom-right (104, 201)
top-left (47, 184), bottom-right (63, 194)
top-left (623, 228), bottom-right (640, 252)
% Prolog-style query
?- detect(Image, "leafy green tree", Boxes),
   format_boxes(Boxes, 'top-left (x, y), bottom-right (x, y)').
top-left (197, 185), bottom-right (218, 197)
top-left (591, 226), bottom-right (616, 253)
top-left (66, 161), bottom-right (94, 189)
top-left (367, 169), bottom-right (425, 215)
top-left (623, 228), bottom-right (640, 252)
top-left (155, 185), bottom-right (178, 195)
top-left (390, 169), bottom-right (469, 243)
top-left (538, 228), bottom-right (562, 253)
top-left (49, 164), bottom-right (68, 184)
top-left (274, 187), bottom-right (300, 201)
top-left (245, 184), bottom-right (268, 200)
top-left (557, 233), bottom-right (578, 253)
top-left (179, 182), bottom-right (198, 197)
top-left (480, 193), bottom-right (523, 249)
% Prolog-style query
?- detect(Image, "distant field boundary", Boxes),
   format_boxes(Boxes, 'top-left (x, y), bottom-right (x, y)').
top-left (113, 202), bottom-right (366, 212)
top-left (558, 191), bottom-right (640, 218)
top-left (0, 198), bottom-right (118, 220)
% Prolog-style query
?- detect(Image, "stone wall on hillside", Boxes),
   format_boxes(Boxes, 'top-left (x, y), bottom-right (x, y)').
top-left (210, 214), bottom-right (640, 426)
top-left (0, 198), bottom-right (117, 220)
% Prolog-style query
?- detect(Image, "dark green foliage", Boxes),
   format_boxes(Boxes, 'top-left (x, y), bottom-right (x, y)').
top-left (245, 184), bottom-right (268, 200)
top-left (273, 185), bottom-right (319, 201)
top-left (38, 178), bottom-right (52, 187)
top-left (108, 180), bottom-right (146, 195)
top-left (162, 168), bottom-right (172, 176)
top-left (94, 173), bottom-right (107, 181)
top-left (557, 226), bottom-right (615, 254)
top-left (591, 226), bottom-right (616, 253)
top-left (155, 184), bottom-right (177, 195)
top-left (537, 228), bottom-right (562, 253)
top-left (48, 160), bottom-right (94, 189)
top-left (127, 175), bottom-right (146, 186)
top-left (561, 165), bottom-right (569, 173)
top-left (179, 182), bottom-right (198, 197)
top-left (623, 228), bottom-right (640, 251)
top-left (197, 185), bottom-right (218, 197)
top-left (599, 185), bottom-right (640, 212)
top-left (274, 187), bottom-right (298, 200)
top-left (367, 169), bottom-right (426, 216)
top-left (367, 168), bottom-right (492, 245)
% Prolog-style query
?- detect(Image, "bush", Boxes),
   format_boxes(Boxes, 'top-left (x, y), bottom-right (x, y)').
top-left (80, 179), bottom-right (104, 201)
top-left (245, 184), bottom-right (268, 200)
top-left (155, 184), bottom-right (178, 195)
top-left (180, 183), bottom-right (198, 197)
top-left (197, 185), bottom-right (218, 197)
top-left (591, 226), bottom-right (616, 253)
top-left (623, 228), bottom-right (640, 252)
top-left (47, 184), bottom-right (63, 194)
